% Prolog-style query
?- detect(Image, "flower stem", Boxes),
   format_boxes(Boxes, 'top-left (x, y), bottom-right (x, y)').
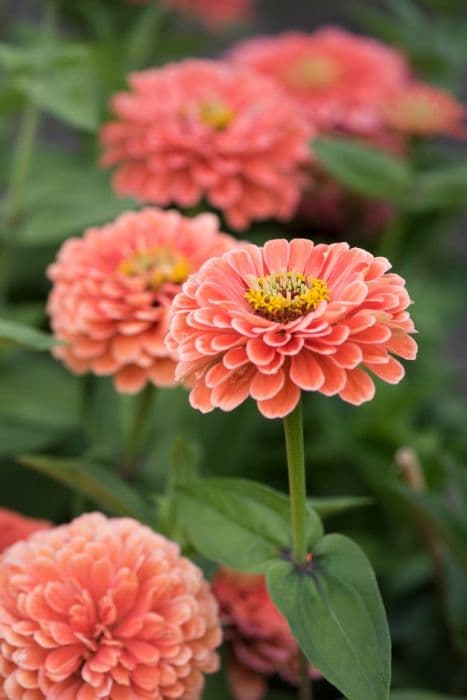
top-left (283, 399), bottom-right (308, 564)
top-left (122, 384), bottom-right (156, 476)
top-left (283, 399), bottom-right (312, 700)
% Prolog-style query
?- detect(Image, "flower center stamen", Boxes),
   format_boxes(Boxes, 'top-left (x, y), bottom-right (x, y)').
top-left (285, 56), bottom-right (341, 89)
top-left (118, 246), bottom-right (191, 290)
top-left (199, 100), bottom-right (235, 130)
top-left (245, 271), bottom-right (330, 322)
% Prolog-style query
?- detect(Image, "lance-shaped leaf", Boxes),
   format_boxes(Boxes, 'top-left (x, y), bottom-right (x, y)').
top-left (309, 496), bottom-right (373, 517)
top-left (313, 136), bottom-right (412, 200)
top-left (268, 534), bottom-right (391, 700)
top-left (175, 477), bottom-right (323, 573)
top-left (0, 319), bottom-right (56, 351)
top-left (18, 454), bottom-right (153, 524)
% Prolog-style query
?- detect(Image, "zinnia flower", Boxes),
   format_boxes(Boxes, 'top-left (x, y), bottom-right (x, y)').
top-left (227, 28), bottom-right (409, 134)
top-left (0, 509), bottom-right (50, 554)
top-left (0, 512), bottom-right (221, 700)
top-left (47, 208), bottom-right (236, 394)
top-left (100, 59), bottom-right (311, 231)
top-left (166, 238), bottom-right (417, 418)
top-left (381, 82), bottom-right (466, 137)
top-left (212, 568), bottom-right (318, 700)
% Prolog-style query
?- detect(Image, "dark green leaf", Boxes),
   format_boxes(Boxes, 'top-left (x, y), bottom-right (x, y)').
top-left (390, 692), bottom-right (467, 700)
top-left (267, 534), bottom-right (391, 700)
top-left (18, 162), bottom-right (135, 246)
top-left (18, 454), bottom-right (153, 524)
top-left (309, 496), bottom-right (373, 517)
top-left (1, 42), bottom-right (101, 131)
top-left (406, 164), bottom-right (467, 212)
top-left (313, 137), bottom-right (412, 200)
top-left (0, 356), bottom-right (82, 430)
top-left (175, 477), bottom-right (323, 572)
top-left (0, 318), bottom-right (56, 351)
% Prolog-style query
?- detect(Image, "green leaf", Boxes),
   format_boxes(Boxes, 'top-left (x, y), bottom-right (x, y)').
top-left (390, 692), bottom-right (467, 700)
top-left (18, 454), bottom-right (153, 524)
top-left (0, 355), bottom-right (82, 430)
top-left (174, 478), bottom-right (323, 572)
top-left (309, 496), bottom-right (373, 517)
top-left (0, 318), bottom-right (56, 351)
top-left (267, 534), bottom-right (391, 700)
top-left (0, 420), bottom-right (57, 457)
top-left (1, 42), bottom-right (101, 131)
top-left (313, 137), bottom-right (412, 200)
top-left (18, 157), bottom-right (135, 246)
top-left (406, 163), bottom-right (467, 212)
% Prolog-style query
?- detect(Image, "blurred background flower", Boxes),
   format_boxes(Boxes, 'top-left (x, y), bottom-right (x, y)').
top-left (213, 567), bottom-right (319, 700)
top-left (0, 513), bottom-right (221, 700)
top-left (47, 208), bottom-right (235, 393)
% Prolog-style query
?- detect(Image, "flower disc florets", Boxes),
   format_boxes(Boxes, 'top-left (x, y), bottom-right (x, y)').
top-left (245, 272), bottom-right (330, 323)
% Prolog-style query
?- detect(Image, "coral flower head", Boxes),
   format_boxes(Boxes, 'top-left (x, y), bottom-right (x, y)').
top-left (212, 568), bottom-right (318, 700)
top-left (47, 208), bottom-right (236, 394)
top-left (228, 28), bottom-right (409, 133)
top-left (100, 60), bottom-right (311, 231)
top-left (381, 82), bottom-right (466, 137)
top-left (166, 238), bottom-right (417, 418)
top-left (0, 509), bottom-right (50, 554)
top-left (0, 513), bottom-right (221, 700)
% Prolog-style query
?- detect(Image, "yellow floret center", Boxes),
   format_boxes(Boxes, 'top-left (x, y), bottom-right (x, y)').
top-left (245, 271), bottom-right (330, 323)
top-left (118, 246), bottom-right (191, 290)
top-left (286, 56), bottom-right (341, 89)
top-left (199, 100), bottom-right (235, 130)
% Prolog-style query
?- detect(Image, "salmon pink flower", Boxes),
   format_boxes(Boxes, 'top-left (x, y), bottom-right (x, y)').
top-left (228, 28), bottom-right (409, 134)
top-left (0, 509), bottom-right (50, 554)
top-left (166, 238), bottom-right (417, 418)
top-left (100, 60), bottom-right (311, 231)
top-left (47, 208), bottom-right (235, 394)
top-left (212, 568), bottom-right (318, 700)
top-left (0, 513), bottom-right (221, 700)
top-left (381, 82), bottom-right (466, 137)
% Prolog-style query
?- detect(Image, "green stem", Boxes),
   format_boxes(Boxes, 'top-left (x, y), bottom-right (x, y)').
top-left (122, 384), bottom-right (156, 474)
top-left (283, 399), bottom-right (308, 564)
top-left (126, 5), bottom-right (170, 70)
top-left (377, 216), bottom-right (405, 262)
top-left (283, 399), bottom-right (312, 700)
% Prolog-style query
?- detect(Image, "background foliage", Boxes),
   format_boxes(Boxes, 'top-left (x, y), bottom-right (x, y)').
top-left (0, 0), bottom-right (466, 698)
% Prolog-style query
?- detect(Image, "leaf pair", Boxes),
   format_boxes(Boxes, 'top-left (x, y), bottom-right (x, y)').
top-left (172, 477), bottom-right (391, 700)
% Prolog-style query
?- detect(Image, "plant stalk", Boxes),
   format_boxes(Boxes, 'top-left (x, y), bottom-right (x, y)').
top-left (283, 399), bottom-right (312, 700)
top-left (122, 384), bottom-right (156, 476)
top-left (283, 399), bottom-right (308, 564)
